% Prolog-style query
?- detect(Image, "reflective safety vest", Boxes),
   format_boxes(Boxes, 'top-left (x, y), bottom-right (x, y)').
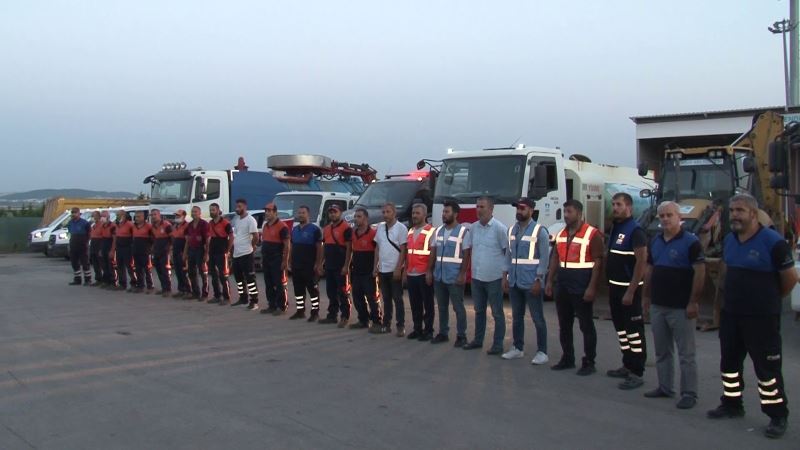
top-left (406, 224), bottom-right (434, 274)
top-left (555, 222), bottom-right (599, 270)
top-left (606, 217), bottom-right (644, 287)
top-left (507, 220), bottom-right (546, 289)
top-left (433, 223), bottom-right (467, 284)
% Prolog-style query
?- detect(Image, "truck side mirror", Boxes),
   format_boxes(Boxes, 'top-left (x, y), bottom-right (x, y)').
top-left (637, 162), bottom-right (649, 177)
top-left (741, 156), bottom-right (756, 173)
top-left (640, 189), bottom-right (652, 198)
top-left (530, 164), bottom-right (549, 199)
top-left (768, 141), bottom-right (787, 173)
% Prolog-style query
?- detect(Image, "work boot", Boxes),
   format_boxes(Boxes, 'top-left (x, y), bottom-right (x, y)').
top-left (231, 299), bottom-right (248, 307)
top-left (486, 347), bottom-right (503, 356)
top-left (349, 322), bottom-right (369, 330)
top-left (462, 341), bottom-right (483, 351)
top-left (395, 326), bottom-right (405, 337)
top-left (418, 332), bottom-right (432, 342)
top-left (69, 278), bottom-right (82, 286)
top-left (146, 287), bottom-right (155, 294)
top-left (172, 292), bottom-right (184, 299)
top-left (676, 395), bottom-right (697, 410)
top-left (161, 291), bottom-right (171, 298)
top-left (289, 310), bottom-right (306, 320)
top-left (207, 297), bottom-right (221, 304)
top-left (607, 367), bottom-right (630, 378)
top-left (407, 330), bottom-right (421, 340)
top-left (262, 306), bottom-right (278, 315)
top-left (618, 375), bottom-right (644, 390)
top-left (307, 310), bottom-right (320, 322)
top-left (644, 388), bottom-right (674, 399)
top-left (551, 359), bottom-right (576, 371)
top-left (576, 363), bottom-right (596, 376)
top-left (318, 316), bottom-right (338, 325)
top-left (431, 334), bottom-right (449, 344)
top-left (83, 278), bottom-right (92, 286)
top-left (707, 404), bottom-right (745, 419)
top-left (272, 308), bottom-right (287, 316)
top-left (247, 302), bottom-right (259, 311)
top-left (91, 281), bottom-right (102, 287)
top-left (337, 318), bottom-right (349, 328)
top-left (764, 417), bottom-right (788, 439)
top-left (453, 336), bottom-right (467, 348)
top-left (368, 323), bottom-right (385, 334)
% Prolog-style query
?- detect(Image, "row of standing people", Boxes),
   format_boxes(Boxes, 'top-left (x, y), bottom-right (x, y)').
top-left (65, 190), bottom-right (794, 439)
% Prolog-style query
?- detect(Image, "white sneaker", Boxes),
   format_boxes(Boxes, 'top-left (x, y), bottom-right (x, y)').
top-left (502, 347), bottom-right (524, 360)
top-left (531, 351), bottom-right (549, 365)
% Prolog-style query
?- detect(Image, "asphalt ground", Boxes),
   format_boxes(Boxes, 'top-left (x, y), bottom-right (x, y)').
top-left (1, 253), bottom-right (798, 449)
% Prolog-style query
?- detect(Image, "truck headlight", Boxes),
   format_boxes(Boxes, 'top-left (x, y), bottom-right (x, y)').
top-left (57, 232), bottom-right (68, 240)
top-left (33, 231), bottom-right (43, 239)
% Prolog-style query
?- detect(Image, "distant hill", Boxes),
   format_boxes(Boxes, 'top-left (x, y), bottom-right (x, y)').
top-left (0, 189), bottom-right (139, 202)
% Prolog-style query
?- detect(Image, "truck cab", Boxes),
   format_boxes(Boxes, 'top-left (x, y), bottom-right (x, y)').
top-left (145, 163), bottom-right (234, 220)
top-left (432, 145), bottom-right (651, 238)
top-left (344, 171), bottom-right (434, 227)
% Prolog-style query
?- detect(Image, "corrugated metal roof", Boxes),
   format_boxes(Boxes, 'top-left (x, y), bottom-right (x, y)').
top-left (630, 106), bottom-right (800, 124)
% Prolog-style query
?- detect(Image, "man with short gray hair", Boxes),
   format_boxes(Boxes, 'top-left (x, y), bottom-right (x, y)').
top-left (643, 201), bottom-right (704, 409)
top-left (464, 196), bottom-right (509, 354)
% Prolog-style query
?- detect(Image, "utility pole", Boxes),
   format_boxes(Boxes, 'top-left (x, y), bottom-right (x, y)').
top-left (769, 19), bottom-right (794, 111)
top-left (791, 0), bottom-right (799, 106)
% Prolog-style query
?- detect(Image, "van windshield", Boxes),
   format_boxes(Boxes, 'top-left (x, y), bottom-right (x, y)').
top-left (274, 195), bottom-right (322, 220)
top-left (355, 180), bottom-right (423, 209)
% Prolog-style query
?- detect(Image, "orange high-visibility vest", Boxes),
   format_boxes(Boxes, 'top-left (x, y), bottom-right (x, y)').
top-left (406, 224), bottom-right (434, 274)
top-left (555, 222), bottom-right (599, 269)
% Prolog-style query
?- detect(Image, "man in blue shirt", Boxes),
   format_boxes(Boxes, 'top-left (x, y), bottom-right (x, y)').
top-left (707, 194), bottom-right (797, 439)
top-left (288, 206), bottom-right (324, 322)
top-left (502, 198), bottom-right (550, 365)
top-left (66, 207), bottom-right (92, 285)
top-left (643, 201), bottom-right (705, 410)
top-left (463, 196), bottom-right (509, 355)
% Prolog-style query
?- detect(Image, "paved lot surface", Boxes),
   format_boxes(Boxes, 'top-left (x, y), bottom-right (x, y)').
top-left (1, 253), bottom-right (798, 449)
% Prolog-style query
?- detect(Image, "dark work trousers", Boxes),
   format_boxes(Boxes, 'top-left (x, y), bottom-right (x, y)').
top-left (325, 269), bottom-right (351, 319)
top-left (69, 237), bottom-right (91, 283)
top-left (208, 252), bottom-right (230, 301)
top-left (172, 243), bottom-right (189, 294)
top-left (719, 311), bottom-right (788, 419)
top-left (292, 267), bottom-right (320, 311)
top-left (89, 238), bottom-right (103, 282)
top-left (186, 247), bottom-right (208, 298)
top-left (407, 274), bottom-right (434, 334)
top-left (379, 272), bottom-right (404, 328)
top-left (232, 253), bottom-right (259, 304)
top-left (351, 273), bottom-right (381, 325)
top-left (100, 239), bottom-right (116, 285)
top-left (262, 257), bottom-right (288, 310)
top-left (133, 252), bottom-right (153, 289)
top-left (608, 285), bottom-right (647, 377)
top-left (115, 245), bottom-right (136, 289)
top-left (152, 251), bottom-right (171, 292)
top-left (555, 290), bottom-right (597, 366)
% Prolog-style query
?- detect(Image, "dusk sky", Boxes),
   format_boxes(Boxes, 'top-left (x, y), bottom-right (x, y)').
top-left (0, 0), bottom-right (790, 193)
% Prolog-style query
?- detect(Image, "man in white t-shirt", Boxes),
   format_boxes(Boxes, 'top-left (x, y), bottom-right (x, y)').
top-left (372, 202), bottom-right (408, 336)
top-left (230, 198), bottom-right (261, 311)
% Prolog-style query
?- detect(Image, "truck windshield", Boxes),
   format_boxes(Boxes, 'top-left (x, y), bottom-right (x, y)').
top-left (355, 180), bottom-right (423, 210)
top-left (150, 179), bottom-right (193, 204)
top-left (661, 158), bottom-right (734, 200)
top-left (434, 155), bottom-right (526, 204)
top-left (274, 195), bottom-right (322, 220)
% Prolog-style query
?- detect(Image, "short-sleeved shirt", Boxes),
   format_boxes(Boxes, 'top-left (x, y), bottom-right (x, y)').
top-left (323, 221), bottom-right (353, 271)
top-left (231, 213), bottom-right (259, 258)
top-left (186, 219), bottom-right (209, 249)
top-left (151, 221), bottom-right (173, 255)
top-left (723, 226), bottom-right (794, 315)
top-left (67, 218), bottom-right (91, 236)
top-left (351, 227), bottom-right (377, 275)
top-left (374, 221), bottom-right (408, 273)
top-left (291, 223), bottom-right (322, 270)
top-left (261, 219), bottom-right (290, 260)
top-left (647, 230), bottom-right (704, 308)
top-left (208, 218), bottom-right (233, 255)
top-left (469, 217), bottom-right (508, 282)
top-left (132, 222), bottom-right (153, 254)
